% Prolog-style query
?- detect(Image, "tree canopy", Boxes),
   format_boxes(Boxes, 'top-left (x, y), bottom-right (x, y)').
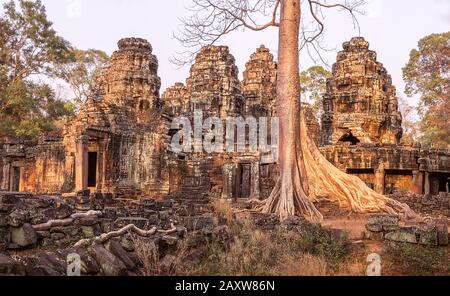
top-left (0, 0), bottom-right (109, 140)
top-left (300, 65), bottom-right (331, 122)
top-left (403, 31), bottom-right (450, 148)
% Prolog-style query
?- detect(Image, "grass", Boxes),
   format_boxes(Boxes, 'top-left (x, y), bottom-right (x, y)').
top-left (183, 202), bottom-right (351, 276)
top-left (383, 242), bottom-right (450, 276)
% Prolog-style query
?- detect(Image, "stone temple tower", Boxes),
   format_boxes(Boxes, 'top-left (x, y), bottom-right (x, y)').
top-left (185, 45), bottom-right (243, 120)
top-left (98, 38), bottom-right (162, 123)
top-left (241, 45), bottom-right (277, 118)
top-left (321, 37), bottom-right (403, 146)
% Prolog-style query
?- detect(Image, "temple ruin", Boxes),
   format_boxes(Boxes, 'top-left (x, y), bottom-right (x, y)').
top-left (320, 37), bottom-right (450, 196)
top-left (1, 37), bottom-right (449, 201)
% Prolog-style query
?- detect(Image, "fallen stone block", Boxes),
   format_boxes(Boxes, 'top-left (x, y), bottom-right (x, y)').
top-left (366, 223), bottom-right (383, 233)
top-left (10, 223), bottom-right (37, 248)
top-left (23, 256), bottom-right (62, 276)
top-left (7, 209), bottom-right (29, 227)
top-left (107, 240), bottom-right (136, 271)
top-left (384, 229), bottom-right (418, 244)
top-left (88, 244), bottom-right (127, 276)
top-left (415, 225), bottom-right (438, 246)
top-left (367, 214), bottom-right (399, 227)
top-left (0, 253), bottom-right (25, 276)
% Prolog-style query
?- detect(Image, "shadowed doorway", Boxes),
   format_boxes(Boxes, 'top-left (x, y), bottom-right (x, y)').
top-left (88, 152), bottom-right (98, 188)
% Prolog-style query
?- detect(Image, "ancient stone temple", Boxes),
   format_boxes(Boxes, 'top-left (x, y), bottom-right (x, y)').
top-left (162, 45), bottom-right (280, 201)
top-left (322, 37), bottom-right (403, 146)
top-left (186, 45), bottom-right (243, 120)
top-left (1, 36), bottom-right (448, 201)
top-left (320, 37), bottom-right (450, 196)
top-left (1, 38), bottom-right (171, 198)
top-left (241, 45), bottom-right (277, 118)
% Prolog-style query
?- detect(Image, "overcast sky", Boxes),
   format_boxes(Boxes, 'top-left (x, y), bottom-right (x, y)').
top-left (2, 0), bottom-right (449, 107)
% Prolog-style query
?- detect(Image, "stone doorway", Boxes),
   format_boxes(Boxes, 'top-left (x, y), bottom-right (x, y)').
top-left (87, 152), bottom-right (98, 188)
top-left (234, 163), bottom-right (252, 199)
top-left (437, 173), bottom-right (450, 193)
top-left (10, 166), bottom-right (20, 192)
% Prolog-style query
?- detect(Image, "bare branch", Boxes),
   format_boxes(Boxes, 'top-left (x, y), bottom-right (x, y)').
top-left (173, 0), bottom-right (281, 65)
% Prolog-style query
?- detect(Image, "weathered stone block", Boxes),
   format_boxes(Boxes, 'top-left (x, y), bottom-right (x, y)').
top-left (0, 193), bottom-right (25, 204)
top-left (366, 223), bottom-right (383, 233)
top-left (107, 240), bottom-right (136, 271)
top-left (10, 223), bottom-right (37, 248)
top-left (384, 229), bottom-right (418, 244)
top-left (88, 244), bottom-right (127, 276)
top-left (367, 214), bottom-right (399, 227)
top-left (416, 226), bottom-right (438, 246)
top-left (0, 253), bottom-right (25, 276)
top-left (7, 209), bottom-right (29, 227)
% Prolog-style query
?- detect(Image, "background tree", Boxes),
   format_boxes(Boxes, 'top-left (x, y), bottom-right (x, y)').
top-left (0, 0), bottom-right (74, 139)
top-left (177, 0), bottom-right (413, 221)
top-left (54, 49), bottom-right (110, 108)
top-left (300, 65), bottom-right (331, 122)
top-left (403, 31), bottom-right (450, 148)
top-left (397, 96), bottom-right (419, 146)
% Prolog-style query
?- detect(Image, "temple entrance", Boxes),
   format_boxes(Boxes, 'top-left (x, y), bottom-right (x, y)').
top-left (437, 174), bottom-right (450, 193)
top-left (339, 132), bottom-right (360, 145)
top-left (87, 152), bottom-right (98, 188)
top-left (10, 167), bottom-right (20, 192)
top-left (234, 163), bottom-right (251, 199)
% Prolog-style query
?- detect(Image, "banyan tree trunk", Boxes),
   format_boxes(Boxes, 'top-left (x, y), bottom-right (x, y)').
top-left (262, 0), bottom-right (415, 222)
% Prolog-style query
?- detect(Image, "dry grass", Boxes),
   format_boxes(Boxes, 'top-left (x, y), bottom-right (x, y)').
top-left (132, 238), bottom-right (160, 276)
top-left (188, 202), bottom-right (350, 276)
top-left (273, 253), bottom-right (328, 276)
top-left (133, 202), bottom-right (353, 276)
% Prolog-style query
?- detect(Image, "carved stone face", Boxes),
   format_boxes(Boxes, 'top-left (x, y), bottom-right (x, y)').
top-left (322, 37), bottom-right (403, 146)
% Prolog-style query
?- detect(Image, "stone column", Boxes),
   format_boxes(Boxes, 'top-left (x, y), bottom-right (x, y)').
top-left (374, 162), bottom-right (386, 195)
top-left (1, 162), bottom-right (10, 191)
top-left (221, 163), bottom-right (234, 201)
top-left (96, 140), bottom-right (105, 192)
top-left (411, 170), bottom-right (424, 195)
top-left (424, 172), bottom-right (431, 196)
top-left (250, 161), bottom-right (260, 200)
top-left (75, 136), bottom-right (89, 192)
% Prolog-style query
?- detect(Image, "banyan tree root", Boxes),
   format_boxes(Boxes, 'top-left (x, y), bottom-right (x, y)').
top-left (33, 211), bottom-right (103, 231)
top-left (74, 222), bottom-right (178, 248)
top-left (257, 114), bottom-right (418, 223)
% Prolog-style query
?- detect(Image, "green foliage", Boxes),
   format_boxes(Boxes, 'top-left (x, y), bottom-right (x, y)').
top-left (0, 0), bottom-right (76, 140)
top-left (403, 31), bottom-right (450, 148)
top-left (54, 49), bottom-right (110, 107)
top-left (300, 66), bottom-right (332, 120)
top-left (1, 0), bottom-right (74, 80)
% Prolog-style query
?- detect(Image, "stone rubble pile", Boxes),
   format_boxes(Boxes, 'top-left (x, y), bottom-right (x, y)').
top-left (365, 214), bottom-right (449, 246)
top-left (0, 190), bottom-right (231, 276)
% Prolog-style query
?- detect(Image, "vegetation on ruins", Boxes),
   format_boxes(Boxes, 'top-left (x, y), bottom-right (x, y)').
top-left (0, 0), bottom-right (109, 139)
top-left (176, 0), bottom-right (414, 221)
top-left (403, 31), bottom-right (450, 149)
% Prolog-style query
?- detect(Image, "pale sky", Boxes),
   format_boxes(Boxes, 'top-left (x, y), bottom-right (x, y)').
top-left (2, 0), bottom-right (450, 107)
